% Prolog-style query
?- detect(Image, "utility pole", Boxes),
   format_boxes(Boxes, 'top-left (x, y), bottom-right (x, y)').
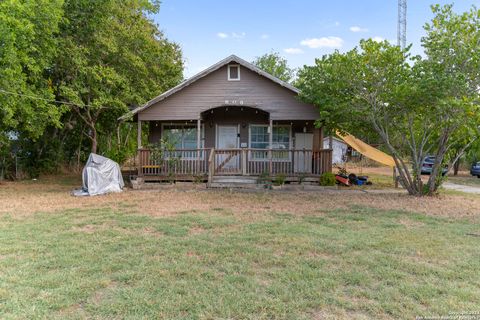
top-left (397, 0), bottom-right (407, 49)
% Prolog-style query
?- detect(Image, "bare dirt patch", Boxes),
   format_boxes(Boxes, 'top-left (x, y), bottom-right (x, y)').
top-left (1, 175), bottom-right (480, 219)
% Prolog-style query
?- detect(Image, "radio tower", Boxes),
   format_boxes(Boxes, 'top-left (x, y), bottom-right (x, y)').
top-left (397, 0), bottom-right (407, 49)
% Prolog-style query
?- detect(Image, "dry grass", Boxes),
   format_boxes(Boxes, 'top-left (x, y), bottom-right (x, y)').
top-left (1, 174), bottom-right (480, 220)
top-left (2, 174), bottom-right (480, 319)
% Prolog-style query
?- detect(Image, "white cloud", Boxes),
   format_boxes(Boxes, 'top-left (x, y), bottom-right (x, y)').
top-left (300, 36), bottom-right (343, 49)
top-left (283, 48), bottom-right (304, 54)
top-left (335, 21), bottom-right (340, 27)
top-left (350, 26), bottom-right (368, 33)
top-left (218, 32), bottom-right (246, 40)
top-left (232, 32), bottom-right (246, 39)
top-left (371, 36), bottom-right (385, 42)
top-left (260, 34), bottom-right (269, 40)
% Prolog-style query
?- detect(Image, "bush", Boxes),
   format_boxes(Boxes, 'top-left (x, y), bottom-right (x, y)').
top-left (274, 173), bottom-right (286, 186)
top-left (319, 172), bottom-right (336, 186)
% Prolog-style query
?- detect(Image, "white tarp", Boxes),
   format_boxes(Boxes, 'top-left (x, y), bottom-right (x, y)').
top-left (72, 153), bottom-right (124, 196)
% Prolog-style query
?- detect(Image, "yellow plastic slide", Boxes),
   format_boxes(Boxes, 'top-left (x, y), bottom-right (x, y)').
top-left (336, 131), bottom-right (396, 167)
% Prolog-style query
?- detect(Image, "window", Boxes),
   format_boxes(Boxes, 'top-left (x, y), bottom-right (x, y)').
top-left (228, 65), bottom-right (240, 81)
top-left (162, 124), bottom-right (204, 149)
top-left (249, 125), bottom-right (291, 160)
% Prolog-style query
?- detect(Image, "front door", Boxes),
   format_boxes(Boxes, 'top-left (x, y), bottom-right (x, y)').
top-left (294, 133), bottom-right (313, 173)
top-left (215, 125), bottom-right (240, 173)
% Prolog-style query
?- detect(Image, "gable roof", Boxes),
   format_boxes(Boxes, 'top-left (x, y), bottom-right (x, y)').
top-left (120, 54), bottom-right (299, 120)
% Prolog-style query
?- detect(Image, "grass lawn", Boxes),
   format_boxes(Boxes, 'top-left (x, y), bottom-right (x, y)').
top-left (1, 178), bottom-right (480, 319)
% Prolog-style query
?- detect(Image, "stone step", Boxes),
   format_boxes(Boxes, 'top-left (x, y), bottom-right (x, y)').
top-left (212, 177), bottom-right (258, 184)
top-left (208, 182), bottom-right (262, 189)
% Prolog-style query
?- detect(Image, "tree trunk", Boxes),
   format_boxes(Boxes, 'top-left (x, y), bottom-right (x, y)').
top-left (453, 158), bottom-right (460, 176)
top-left (91, 126), bottom-right (98, 154)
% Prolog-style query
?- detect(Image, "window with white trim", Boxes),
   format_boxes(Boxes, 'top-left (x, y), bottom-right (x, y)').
top-left (249, 125), bottom-right (291, 160)
top-left (228, 65), bottom-right (240, 81)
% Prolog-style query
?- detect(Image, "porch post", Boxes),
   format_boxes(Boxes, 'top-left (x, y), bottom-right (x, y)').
top-left (269, 119), bottom-right (273, 175)
top-left (197, 119), bottom-right (201, 149)
top-left (197, 118), bottom-right (201, 175)
top-left (137, 118), bottom-right (142, 149)
top-left (137, 118), bottom-right (142, 177)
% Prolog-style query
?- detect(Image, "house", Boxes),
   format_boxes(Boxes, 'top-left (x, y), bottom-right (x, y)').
top-left (122, 55), bottom-right (332, 184)
top-left (323, 136), bottom-right (348, 164)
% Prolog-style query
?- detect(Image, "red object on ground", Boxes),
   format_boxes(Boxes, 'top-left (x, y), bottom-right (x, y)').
top-left (335, 175), bottom-right (350, 186)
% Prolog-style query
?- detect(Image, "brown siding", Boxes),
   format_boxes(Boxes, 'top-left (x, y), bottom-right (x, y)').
top-left (147, 117), bottom-right (316, 149)
top-left (138, 65), bottom-right (319, 121)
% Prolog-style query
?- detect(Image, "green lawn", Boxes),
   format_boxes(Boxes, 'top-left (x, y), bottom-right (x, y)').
top-left (1, 204), bottom-right (479, 319)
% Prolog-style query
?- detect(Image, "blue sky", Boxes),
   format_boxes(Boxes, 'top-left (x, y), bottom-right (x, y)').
top-left (153, 1), bottom-right (479, 78)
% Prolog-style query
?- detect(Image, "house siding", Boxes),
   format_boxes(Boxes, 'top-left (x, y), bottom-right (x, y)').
top-left (138, 65), bottom-right (319, 121)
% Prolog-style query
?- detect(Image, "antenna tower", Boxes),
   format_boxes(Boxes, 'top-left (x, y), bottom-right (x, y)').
top-left (397, 0), bottom-right (407, 49)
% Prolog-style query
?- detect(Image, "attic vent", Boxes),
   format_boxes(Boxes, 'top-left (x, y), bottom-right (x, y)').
top-left (228, 64), bottom-right (240, 81)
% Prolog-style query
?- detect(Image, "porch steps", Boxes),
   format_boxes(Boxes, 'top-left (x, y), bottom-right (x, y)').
top-left (208, 175), bottom-right (261, 189)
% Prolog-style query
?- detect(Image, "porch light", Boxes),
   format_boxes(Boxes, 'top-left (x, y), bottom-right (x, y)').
top-left (303, 127), bottom-right (307, 133)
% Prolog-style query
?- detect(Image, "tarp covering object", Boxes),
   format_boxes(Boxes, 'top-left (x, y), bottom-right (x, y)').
top-left (336, 131), bottom-right (396, 167)
top-left (72, 153), bottom-right (124, 196)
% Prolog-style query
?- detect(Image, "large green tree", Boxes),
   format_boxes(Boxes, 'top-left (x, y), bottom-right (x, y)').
top-left (253, 51), bottom-right (295, 83)
top-left (421, 4), bottom-right (480, 191)
top-left (54, 0), bottom-right (183, 154)
top-left (298, 4), bottom-right (480, 196)
top-left (0, 0), bottom-right (64, 145)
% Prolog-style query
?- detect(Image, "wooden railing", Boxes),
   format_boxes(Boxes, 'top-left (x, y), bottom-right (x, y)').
top-left (138, 148), bottom-right (332, 177)
top-left (137, 148), bottom-right (210, 177)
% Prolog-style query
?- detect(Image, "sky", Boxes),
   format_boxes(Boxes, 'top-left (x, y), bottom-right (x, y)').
top-left (153, 1), bottom-right (479, 78)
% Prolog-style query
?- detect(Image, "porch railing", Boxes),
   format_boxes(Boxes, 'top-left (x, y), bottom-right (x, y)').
top-left (137, 148), bottom-right (332, 178)
top-left (137, 148), bottom-right (211, 177)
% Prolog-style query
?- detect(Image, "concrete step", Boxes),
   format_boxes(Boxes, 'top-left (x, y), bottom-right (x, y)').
top-left (208, 182), bottom-right (262, 189)
top-left (209, 175), bottom-right (261, 189)
top-left (211, 177), bottom-right (258, 184)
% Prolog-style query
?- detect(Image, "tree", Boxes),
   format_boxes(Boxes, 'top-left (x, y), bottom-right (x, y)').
top-left (253, 51), bottom-right (295, 83)
top-left (53, 0), bottom-right (183, 154)
top-left (0, 0), bottom-right (64, 147)
top-left (298, 28), bottom-right (479, 195)
top-left (421, 4), bottom-right (480, 192)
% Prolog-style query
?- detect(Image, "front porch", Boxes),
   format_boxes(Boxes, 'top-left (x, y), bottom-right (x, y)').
top-left (136, 148), bottom-right (332, 183)
top-left (135, 105), bottom-right (333, 184)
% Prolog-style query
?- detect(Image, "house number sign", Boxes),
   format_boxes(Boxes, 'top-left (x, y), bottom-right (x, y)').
top-left (224, 99), bottom-right (244, 105)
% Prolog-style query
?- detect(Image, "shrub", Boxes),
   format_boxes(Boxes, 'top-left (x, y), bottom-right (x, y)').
top-left (319, 172), bottom-right (336, 186)
top-left (274, 173), bottom-right (286, 186)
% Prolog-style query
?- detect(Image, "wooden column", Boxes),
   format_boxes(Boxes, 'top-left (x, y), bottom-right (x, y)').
top-left (268, 119), bottom-right (273, 174)
top-left (196, 119), bottom-right (201, 149)
top-left (320, 126), bottom-right (325, 148)
top-left (196, 118), bottom-right (201, 174)
top-left (137, 118), bottom-right (142, 177)
top-left (137, 118), bottom-right (142, 149)
top-left (313, 126), bottom-right (324, 151)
